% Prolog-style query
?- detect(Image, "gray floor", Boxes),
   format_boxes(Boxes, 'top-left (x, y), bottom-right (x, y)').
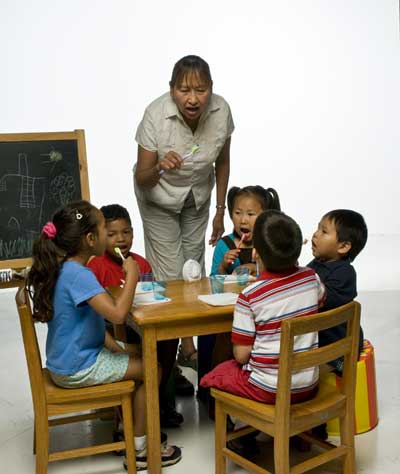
top-left (0, 288), bottom-right (399, 473)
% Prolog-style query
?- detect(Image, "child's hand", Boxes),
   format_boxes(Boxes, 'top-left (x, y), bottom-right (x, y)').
top-left (221, 249), bottom-right (240, 271)
top-left (123, 256), bottom-right (139, 278)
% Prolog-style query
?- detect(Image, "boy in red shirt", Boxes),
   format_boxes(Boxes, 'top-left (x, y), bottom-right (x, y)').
top-left (88, 204), bottom-right (183, 428)
top-left (88, 205), bottom-right (151, 287)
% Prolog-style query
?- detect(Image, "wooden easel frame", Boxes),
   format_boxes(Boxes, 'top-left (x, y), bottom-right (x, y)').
top-left (0, 129), bottom-right (90, 270)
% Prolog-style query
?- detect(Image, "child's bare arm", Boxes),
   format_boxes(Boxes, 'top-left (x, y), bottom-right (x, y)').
top-left (104, 330), bottom-right (126, 353)
top-left (233, 344), bottom-right (252, 365)
top-left (88, 257), bottom-right (139, 323)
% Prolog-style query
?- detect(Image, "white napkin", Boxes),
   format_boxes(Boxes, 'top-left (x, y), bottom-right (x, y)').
top-left (197, 292), bottom-right (238, 306)
top-left (133, 293), bottom-right (171, 306)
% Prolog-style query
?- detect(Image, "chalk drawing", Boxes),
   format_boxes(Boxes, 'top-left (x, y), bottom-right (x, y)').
top-left (0, 153), bottom-right (45, 209)
top-left (50, 172), bottom-right (76, 206)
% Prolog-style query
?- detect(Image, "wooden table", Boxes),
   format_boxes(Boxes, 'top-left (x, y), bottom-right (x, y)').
top-left (128, 278), bottom-right (239, 474)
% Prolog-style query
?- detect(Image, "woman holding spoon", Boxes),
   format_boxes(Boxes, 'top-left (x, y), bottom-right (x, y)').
top-left (133, 55), bottom-right (234, 369)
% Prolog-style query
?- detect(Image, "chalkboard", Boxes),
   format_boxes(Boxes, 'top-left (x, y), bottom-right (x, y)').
top-left (0, 130), bottom-right (90, 269)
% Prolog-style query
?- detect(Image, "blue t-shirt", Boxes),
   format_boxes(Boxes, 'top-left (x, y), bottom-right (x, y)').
top-left (46, 261), bottom-right (106, 375)
top-left (210, 233), bottom-right (241, 275)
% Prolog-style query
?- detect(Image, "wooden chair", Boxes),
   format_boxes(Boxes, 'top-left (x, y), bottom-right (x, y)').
top-left (15, 287), bottom-right (137, 474)
top-left (211, 301), bottom-right (361, 474)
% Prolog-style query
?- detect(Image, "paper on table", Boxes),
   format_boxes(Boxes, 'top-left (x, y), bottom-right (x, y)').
top-left (197, 292), bottom-right (238, 306)
top-left (133, 293), bottom-right (171, 306)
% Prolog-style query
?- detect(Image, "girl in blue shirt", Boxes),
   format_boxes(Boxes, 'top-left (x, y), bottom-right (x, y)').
top-left (210, 185), bottom-right (281, 275)
top-left (27, 200), bottom-right (181, 470)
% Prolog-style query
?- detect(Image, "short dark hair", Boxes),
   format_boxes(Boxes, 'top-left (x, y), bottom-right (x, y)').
top-left (323, 209), bottom-right (368, 261)
top-left (100, 204), bottom-right (131, 226)
top-left (227, 186), bottom-right (281, 218)
top-left (253, 210), bottom-right (303, 272)
top-left (169, 55), bottom-right (212, 88)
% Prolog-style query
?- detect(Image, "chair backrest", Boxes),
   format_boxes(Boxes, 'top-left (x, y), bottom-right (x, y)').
top-left (275, 301), bottom-right (361, 420)
top-left (15, 286), bottom-right (47, 414)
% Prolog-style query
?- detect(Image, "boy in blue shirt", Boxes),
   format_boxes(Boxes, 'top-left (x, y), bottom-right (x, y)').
top-left (308, 209), bottom-right (368, 371)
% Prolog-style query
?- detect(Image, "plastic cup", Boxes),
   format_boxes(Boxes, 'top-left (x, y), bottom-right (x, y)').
top-left (140, 272), bottom-right (153, 291)
top-left (153, 280), bottom-right (167, 300)
top-left (235, 267), bottom-right (250, 286)
top-left (209, 275), bottom-right (225, 294)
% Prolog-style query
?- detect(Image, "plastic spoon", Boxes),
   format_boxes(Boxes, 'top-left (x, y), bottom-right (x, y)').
top-left (159, 144), bottom-right (200, 175)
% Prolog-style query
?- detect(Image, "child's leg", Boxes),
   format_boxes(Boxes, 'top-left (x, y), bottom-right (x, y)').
top-left (123, 355), bottom-right (162, 438)
top-left (178, 337), bottom-right (198, 370)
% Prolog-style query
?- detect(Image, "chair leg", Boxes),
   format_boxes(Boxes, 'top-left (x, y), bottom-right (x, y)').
top-left (33, 415), bottom-right (36, 455)
top-left (121, 395), bottom-right (136, 474)
top-left (339, 412), bottom-right (356, 474)
top-left (274, 430), bottom-right (290, 474)
top-left (35, 418), bottom-right (49, 474)
top-left (214, 399), bottom-right (227, 474)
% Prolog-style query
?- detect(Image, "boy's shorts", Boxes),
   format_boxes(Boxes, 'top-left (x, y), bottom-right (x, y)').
top-left (49, 347), bottom-right (129, 388)
top-left (200, 359), bottom-right (316, 404)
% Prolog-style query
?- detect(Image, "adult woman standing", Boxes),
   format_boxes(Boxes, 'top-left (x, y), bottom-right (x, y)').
top-left (134, 55), bottom-right (234, 378)
top-left (134, 54), bottom-right (234, 277)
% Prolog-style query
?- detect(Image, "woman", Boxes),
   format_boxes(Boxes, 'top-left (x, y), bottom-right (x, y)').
top-left (134, 55), bottom-right (234, 367)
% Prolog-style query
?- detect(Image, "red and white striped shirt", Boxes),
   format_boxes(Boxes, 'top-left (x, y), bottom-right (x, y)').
top-left (232, 266), bottom-right (326, 394)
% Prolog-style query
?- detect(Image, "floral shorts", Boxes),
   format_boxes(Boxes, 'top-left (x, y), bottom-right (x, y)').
top-left (50, 347), bottom-right (129, 388)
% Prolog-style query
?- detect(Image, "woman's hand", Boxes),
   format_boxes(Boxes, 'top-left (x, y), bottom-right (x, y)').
top-left (158, 151), bottom-right (183, 173)
top-left (209, 212), bottom-right (225, 246)
top-left (135, 146), bottom-right (182, 188)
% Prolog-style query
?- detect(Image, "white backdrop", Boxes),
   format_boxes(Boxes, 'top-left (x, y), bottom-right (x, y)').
top-left (1, 0), bottom-right (399, 290)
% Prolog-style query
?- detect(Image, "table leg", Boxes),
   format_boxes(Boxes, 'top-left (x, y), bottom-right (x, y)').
top-left (142, 327), bottom-right (161, 474)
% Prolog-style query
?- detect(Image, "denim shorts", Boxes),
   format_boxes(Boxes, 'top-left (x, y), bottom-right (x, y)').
top-left (50, 347), bottom-right (130, 388)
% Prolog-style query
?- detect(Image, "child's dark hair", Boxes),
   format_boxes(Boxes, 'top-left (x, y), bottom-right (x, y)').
top-left (100, 204), bottom-right (132, 226)
top-left (170, 55), bottom-right (212, 88)
top-left (26, 200), bottom-right (100, 323)
top-left (227, 186), bottom-right (281, 218)
top-left (253, 210), bottom-right (302, 272)
top-left (323, 209), bottom-right (368, 261)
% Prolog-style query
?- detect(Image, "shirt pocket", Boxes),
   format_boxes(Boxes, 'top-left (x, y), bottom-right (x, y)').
top-left (158, 121), bottom-right (176, 159)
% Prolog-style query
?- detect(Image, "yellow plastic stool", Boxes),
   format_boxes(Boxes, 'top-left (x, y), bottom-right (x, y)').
top-left (319, 340), bottom-right (378, 435)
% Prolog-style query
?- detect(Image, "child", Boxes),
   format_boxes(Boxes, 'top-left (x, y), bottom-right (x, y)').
top-left (26, 200), bottom-right (181, 471)
top-left (211, 185), bottom-right (281, 276)
top-left (198, 186), bottom-right (281, 402)
top-left (200, 210), bottom-right (326, 405)
top-left (308, 209), bottom-right (368, 371)
top-left (88, 204), bottom-right (152, 289)
top-left (87, 204), bottom-right (185, 429)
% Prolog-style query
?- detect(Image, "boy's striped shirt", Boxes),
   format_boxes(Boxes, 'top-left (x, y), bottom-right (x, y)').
top-left (232, 266), bottom-right (326, 394)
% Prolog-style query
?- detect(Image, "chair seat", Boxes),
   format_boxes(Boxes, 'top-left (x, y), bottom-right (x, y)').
top-left (211, 384), bottom-right (347, 435)
top-left (43, 369), bottom-right (135, 404)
